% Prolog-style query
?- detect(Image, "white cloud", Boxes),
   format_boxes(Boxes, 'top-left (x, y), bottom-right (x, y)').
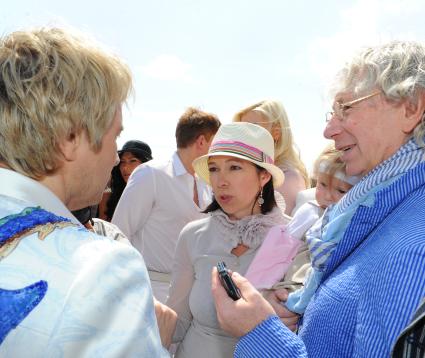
top-left (306, 0), bottom-right (425, 96)
top-left (139, 54), bottom-right (195, 83)
top-left (119, 109), bottom-right (181, 161)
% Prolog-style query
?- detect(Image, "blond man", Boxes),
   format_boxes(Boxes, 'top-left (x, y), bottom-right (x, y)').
top-left (0, 27), bottom-right (173, 356)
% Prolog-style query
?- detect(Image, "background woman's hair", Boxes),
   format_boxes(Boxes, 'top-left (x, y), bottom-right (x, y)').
top-left (233, 100), bottom-right (310, 187)
top-left (105, 149), bottom-right (149, 221)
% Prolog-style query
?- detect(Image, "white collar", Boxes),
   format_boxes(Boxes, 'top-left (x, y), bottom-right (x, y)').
top-left (0, 168), bottom-right (81, 225)
top-left (172, 151), bottom-right (189, 177)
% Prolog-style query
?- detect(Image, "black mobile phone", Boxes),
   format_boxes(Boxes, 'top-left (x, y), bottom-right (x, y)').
top-left (217, 261), bottom-right (241, 301)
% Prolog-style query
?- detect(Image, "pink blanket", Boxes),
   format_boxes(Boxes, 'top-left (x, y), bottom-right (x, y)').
top-left (245, 225), bottom-right (301, 290)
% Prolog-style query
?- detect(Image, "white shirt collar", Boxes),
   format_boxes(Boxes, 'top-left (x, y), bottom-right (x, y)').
top-left (0, 168), bottom-right (81, 225)
top-left (172, 151), bottom-right (189, 177)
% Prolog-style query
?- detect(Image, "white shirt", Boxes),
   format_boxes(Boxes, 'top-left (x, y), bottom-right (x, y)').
top-left (112, 152), bottom-right (210, 300)
top-left (287, 200), bottom-right (324, 240)
top-left (291, 188), bottom-right (317, 216)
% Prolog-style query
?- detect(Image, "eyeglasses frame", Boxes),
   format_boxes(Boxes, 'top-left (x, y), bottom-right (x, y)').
top-left (326, 91), bottom-right (381, 123)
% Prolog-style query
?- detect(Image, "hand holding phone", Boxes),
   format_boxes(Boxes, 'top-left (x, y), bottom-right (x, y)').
top-left (217, 261), bottom-right (241, 301)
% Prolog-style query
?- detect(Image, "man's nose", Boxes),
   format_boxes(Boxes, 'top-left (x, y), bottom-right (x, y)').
top-left (323, 115), bottom-right (342, 139)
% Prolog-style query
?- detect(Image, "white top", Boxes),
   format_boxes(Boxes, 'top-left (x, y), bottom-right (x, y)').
top-left (112, 152), bottom-right (210, 300)
top-left (0, 168), bottom-right (168, 357)
top-left (291, 187), bottom-right (317, 216)
top-left (287, 200), bottom-right (324, 240)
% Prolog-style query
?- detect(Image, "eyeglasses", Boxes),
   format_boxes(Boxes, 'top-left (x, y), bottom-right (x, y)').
top-left (325, 91), bottom-right (381, 122)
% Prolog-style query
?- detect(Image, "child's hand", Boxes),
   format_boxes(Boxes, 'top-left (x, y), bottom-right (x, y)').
top-left (262, 288), bottom-right (300, 332)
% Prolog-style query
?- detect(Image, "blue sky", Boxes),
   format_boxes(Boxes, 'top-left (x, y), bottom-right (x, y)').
top-left (2, 0), bottom-right (425, 172)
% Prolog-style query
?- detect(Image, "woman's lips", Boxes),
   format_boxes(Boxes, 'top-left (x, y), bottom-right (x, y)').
top-left (218, 195), bottom-right (232, 204)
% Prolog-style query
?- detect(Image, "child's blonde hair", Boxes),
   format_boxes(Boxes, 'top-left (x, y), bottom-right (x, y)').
top-left (312, 143), bottom-right (345, 181)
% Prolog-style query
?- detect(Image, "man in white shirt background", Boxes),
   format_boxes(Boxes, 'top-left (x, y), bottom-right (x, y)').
top-left (113, 107), bottom-right (221, 302)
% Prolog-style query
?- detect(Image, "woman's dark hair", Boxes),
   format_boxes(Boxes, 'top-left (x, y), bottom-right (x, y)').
top-left (202, 165), bottom-right (276, 215)
top-left (104, 149), bottom-right (150, 221)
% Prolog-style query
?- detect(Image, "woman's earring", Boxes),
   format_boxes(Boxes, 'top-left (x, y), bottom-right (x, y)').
top-left (258, 187), bottom-right (264, 206)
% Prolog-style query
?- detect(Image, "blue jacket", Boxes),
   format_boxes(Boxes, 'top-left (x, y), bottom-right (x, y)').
top-left (235, 162), bottom-right (425, 357)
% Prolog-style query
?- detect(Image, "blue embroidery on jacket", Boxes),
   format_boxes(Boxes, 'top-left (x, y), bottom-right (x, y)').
top-left (0, 280), bottom-right (48, 344)
top-left (0, 207), bottom-right (70, 244)
top-left (0, 207), bottom-right (75, 344)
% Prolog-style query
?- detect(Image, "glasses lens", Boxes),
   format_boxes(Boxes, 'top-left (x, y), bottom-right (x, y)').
top-left (325, 111), bottom-right (334, 122)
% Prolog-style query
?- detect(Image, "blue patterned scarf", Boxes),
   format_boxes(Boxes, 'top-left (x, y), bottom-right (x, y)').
top-left (310, 136), bottom-right (425, 272)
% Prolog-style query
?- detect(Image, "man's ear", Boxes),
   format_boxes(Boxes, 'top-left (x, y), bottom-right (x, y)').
top-left (402, 94), bottom-right (425, 134)
top-left (196, 134), bottom-right (206, 148)
top-left (59, 131), bottom-right (81, 162)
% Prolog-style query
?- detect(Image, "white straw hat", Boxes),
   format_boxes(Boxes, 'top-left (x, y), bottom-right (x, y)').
top-left (193, 122), bottom-right (284, 187)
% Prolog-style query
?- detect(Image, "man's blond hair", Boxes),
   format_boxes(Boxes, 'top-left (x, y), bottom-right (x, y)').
top-left (0, 27), bottom-right (132, 178)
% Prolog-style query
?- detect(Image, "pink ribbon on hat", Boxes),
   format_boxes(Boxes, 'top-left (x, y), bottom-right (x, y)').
top-left (209, 140), bottom-right (274, 164)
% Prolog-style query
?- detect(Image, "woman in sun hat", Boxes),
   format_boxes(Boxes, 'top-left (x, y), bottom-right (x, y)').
top-left (166, 122), bottom-right (300, 357)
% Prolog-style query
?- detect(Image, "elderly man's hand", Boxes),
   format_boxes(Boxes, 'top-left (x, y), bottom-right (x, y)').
top-left (153, 298), bottom-right (177, 349)
top-left (262, 288), bottom-right (299, 332)
top-left (211, 268), bottom-right (275, 337)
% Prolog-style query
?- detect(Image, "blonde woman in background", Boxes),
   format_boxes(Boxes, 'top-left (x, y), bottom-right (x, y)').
top-left (234, 100), bottom-right (309, 215)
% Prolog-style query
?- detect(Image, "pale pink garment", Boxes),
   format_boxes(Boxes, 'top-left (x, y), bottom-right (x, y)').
top-left (245, 225), bottom-right (301, 290)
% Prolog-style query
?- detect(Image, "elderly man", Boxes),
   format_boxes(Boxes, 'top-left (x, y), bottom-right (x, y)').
top-left (0, 27), bottom-right (174, 356)
top-left (212, 40), bottom-right (425, 357)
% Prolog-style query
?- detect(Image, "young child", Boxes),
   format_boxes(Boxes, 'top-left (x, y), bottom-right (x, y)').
top-left (284, 145), bottom-right (360, 314)
top-left (288, 144), bottom-right (357, 240)
top-left (245, 144), bottom-right (360, 297)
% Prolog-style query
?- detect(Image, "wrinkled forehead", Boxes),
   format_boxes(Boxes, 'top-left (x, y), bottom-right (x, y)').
top-left (332, 90), bottom-right (353, 103)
